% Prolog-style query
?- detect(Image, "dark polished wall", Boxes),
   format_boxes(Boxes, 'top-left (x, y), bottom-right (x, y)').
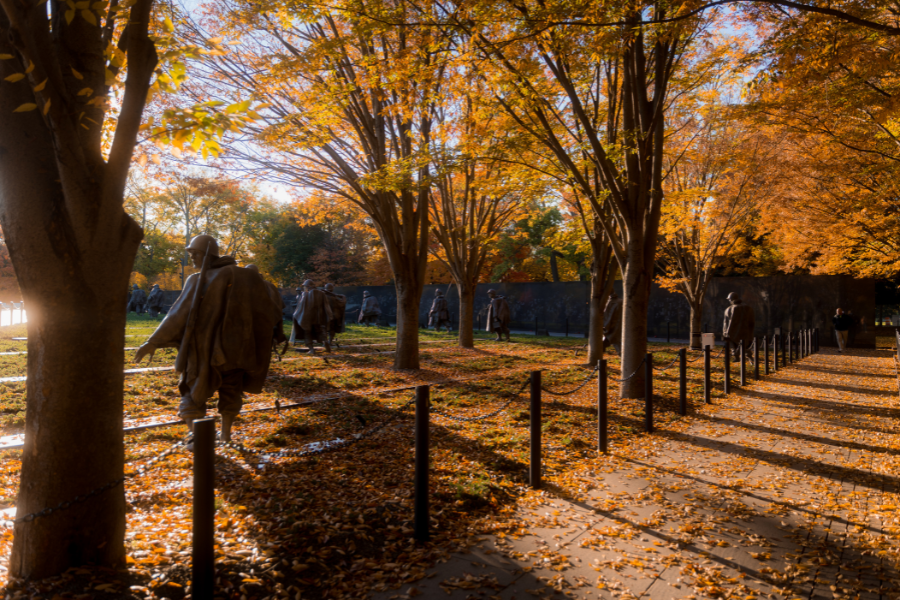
top-left (149, 275), bottom-right (876, 347)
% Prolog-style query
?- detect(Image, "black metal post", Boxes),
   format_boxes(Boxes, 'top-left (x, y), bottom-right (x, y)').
top-left (193, 417), bottom-right (216, 600)
top-left (645, 353), bottom-right (653, 433)
top-left (704, 345), bottom-right (711, 404)
top-left (679, 348), bottom-right (687, 416)
top-left (788, 333), bottom-right (793, 365)
top-left (414, 385), bottom-right (430, 542)
top-left (754, 337), bottom-right (760, 380)
top-left (740, 340), bottom-right (746, 386)
top-left (565, 318), bottom-right (569, 338)
top-left (773, 334), bottom-right (779, 372)
top-left (530, 371), bottom-right (541, 489)
top-left (816, 327), bottom-right (819, 352)
top-left (724, 339), bottom-right (731, 395)
top-left (598, 360), bottom-right (608, 454)
top-left (763, 335), bottom-right (769, 375)
top-left (781, 333), bottom-right (786, 368)
top-left (667, 322), bottom-right (671, 343)
top-left (534, 318), bottom-right (538, 336)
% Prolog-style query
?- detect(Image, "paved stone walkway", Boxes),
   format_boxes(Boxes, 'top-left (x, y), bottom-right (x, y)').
top-left (374, 348), bottom-right (900, 600)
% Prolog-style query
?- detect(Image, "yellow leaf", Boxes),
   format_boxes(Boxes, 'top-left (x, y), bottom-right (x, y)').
top-left (81, 9), bottom-right (97, 25)
top-left (4, 73), bottom-right (24, 83)
top-left (0, 54), bottom-right (13, 60)
top-left (163, 17), bottom-right (174, 32)
top-left (42, 98), bottom-right (51, 115)
top-left (33, 78), bottom-right (47, 92)
top-left (74, 0), bottom-right (88, 7)
top-left (137, 154), bottom-right (148, 167)
top-left (71, 67), bottom-right (83, 80)
top-left (150, 154), bottom-right (162, 165)
top-left (91, 0), bottom-right (106, 8)
top-left (77, 87), bottom-right (93, 96)
top-left (13, 103), bottom-right (37, 112)
top-left (24, 62), bottom-right (34, 74)
top-left (65, 8), bottom-right (75, 24)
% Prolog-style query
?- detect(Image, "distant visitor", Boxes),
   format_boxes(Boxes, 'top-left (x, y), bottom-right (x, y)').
top-left (485, 289), bottom-right (511, 342)
top-left (134, 235), bottom-right (282, 443)
top-left (428, 289), bottom-right (452, 333)
top-left (358, 291), bottom-right (381, 326)
top-left (833, 308), bottom-right (853, 352)
top-left (723, 292), bottom-right (755, 361)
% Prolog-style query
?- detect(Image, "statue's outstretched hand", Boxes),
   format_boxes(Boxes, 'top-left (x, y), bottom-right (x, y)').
top-left (134, 343), bottom-right (157, 365)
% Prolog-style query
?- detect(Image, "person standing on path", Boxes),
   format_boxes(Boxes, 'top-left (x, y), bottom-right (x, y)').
top-left (833, 308), bottom-right (853, 352)
top-left (723, 292), bottom-right (755, 361)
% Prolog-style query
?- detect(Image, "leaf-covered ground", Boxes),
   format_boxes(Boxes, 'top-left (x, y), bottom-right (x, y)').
top-left (0, 317), bottom-right (895, 600)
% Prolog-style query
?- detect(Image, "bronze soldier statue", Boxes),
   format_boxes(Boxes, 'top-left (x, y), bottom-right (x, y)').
top-left (428, 289), bottom-right (452, 333)
top-left (723, 292), bottom-right (755, 361)
top-left (602, 291), bottom-right (622, 356)
top-left (358, 291), bottom-right (381, 326)
top-left (323, 283), bottom-right (347, 348)
top-left (134, 235), bottom-right (282, 442)
top-left (127, 283), bottom-right (147, 314)
top-left (146, 284), bottom-right (164, 318)
top-left (292, 279), bottom-right (333, 355)
top-left (485, 289), bottom-right (511, 342)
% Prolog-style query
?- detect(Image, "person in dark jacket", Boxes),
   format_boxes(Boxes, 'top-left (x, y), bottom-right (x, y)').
top-left (833, 308), bottom-right (853, 352)
top-left (723, 292), bottom-right (755, 361)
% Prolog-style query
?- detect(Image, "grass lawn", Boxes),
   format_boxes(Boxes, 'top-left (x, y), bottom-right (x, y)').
top-left (0, 315), bottom-right (729, 599)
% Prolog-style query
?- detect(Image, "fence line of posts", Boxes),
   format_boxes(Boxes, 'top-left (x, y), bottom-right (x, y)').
top-left (18, 326), bottom-right (822, 599)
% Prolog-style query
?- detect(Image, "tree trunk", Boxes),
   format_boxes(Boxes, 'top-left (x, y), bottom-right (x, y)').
top-left (586, 271), bottom-right (605, 367)
top-left (689, 300), bottom-right (703, 349)
top-left (620, 245), bottom-right (652, 398)
top-left (457, 282), bottom-right (475, 349)
top-left (11, 305), bottom-right (128, 578)
top-left (394, 280), bottom-right (421, 370)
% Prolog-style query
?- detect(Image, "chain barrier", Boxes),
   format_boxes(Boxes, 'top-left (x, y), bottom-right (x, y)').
top-left (540, 363), bottom-right (599, 396)
top-left (221, 396), bottom-right (418, 462)
top-left (609, 355), bottom-right (647, 382)
top-left (4, 436), bottom-right (190, 527)
top-left (431, 377), bottom-right (531, 422)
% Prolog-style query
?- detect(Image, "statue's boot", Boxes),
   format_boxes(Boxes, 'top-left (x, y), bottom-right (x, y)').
top-left (324, 338), bottom-right (332, 353)
top-left (221, 414), bottom-right (236, 443)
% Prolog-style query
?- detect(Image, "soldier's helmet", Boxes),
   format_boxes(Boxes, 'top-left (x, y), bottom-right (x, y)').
top-left (152, 284), bottom-right (159, 289)
top-left (186, 234), bottom-right (220, 257)
top-left (487, 289), bottom-right (496, 296)
top-left (362, 291), bottom-right (370, 298)
top-left (244, 263), bottom-right (259, 274)
top-left (727, 292), bottom-right (740, 302)
top-left (325, 283), bottom-right (334, 292)
top-left (132, 283), bottom-right (139, 289)
top-left (302, 279), bottom-right (315, 289)
top-left (435, 289), bottom-right (443, 296)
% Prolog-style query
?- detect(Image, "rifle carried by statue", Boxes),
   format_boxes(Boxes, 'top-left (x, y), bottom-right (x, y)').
top-left (175, 242), bottom-right (213, 374)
